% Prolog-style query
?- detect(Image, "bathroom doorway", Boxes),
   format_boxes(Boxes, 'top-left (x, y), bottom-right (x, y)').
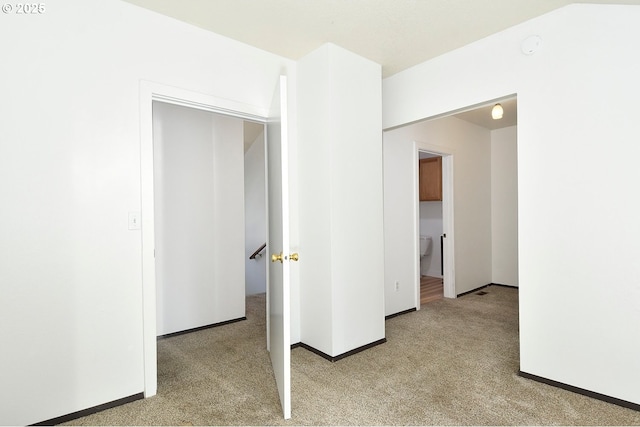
top-left (418, 151), bottom-right (444, 305)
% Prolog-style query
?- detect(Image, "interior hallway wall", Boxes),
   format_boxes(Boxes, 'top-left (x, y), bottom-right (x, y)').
top-left (297, 44), bottom-right (385, 356)
top-left (383, 116), bottom-right (492, 316)
top-left (491, 125), bottom-right (518, 286)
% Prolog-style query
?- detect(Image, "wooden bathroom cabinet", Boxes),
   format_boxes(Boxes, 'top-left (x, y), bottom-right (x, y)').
top-left (419, 157), bottom-right (442, 201)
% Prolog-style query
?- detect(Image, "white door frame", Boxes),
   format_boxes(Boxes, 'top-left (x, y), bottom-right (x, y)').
top-left (414, 141), bottom-right (456, 304)
top-left (139, 81), bottom-right (267, 397)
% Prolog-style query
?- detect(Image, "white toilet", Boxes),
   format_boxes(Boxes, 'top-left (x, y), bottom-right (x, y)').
top-left (419, 235), bottom-right (433, 277)
top-left (420, 235), bottom-right (433, 258)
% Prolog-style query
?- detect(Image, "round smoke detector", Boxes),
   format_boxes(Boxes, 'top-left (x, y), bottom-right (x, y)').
top-left (521, 35), bottom-right (542, 55)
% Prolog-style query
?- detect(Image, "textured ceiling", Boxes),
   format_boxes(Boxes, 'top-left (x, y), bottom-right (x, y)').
top-left (121, 0), bottom-right (640, 77)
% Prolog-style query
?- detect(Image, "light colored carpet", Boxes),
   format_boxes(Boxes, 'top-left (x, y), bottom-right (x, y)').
top-left (63, 286), bottom-right (640, 425)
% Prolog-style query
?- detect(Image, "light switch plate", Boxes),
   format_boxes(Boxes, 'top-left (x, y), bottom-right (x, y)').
top-left (128, 211), bottom-right (141, 230)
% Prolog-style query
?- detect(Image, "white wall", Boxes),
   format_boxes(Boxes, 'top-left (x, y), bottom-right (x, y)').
top-left (383, 4), bottom-right (640, 406)
top-left (298, 44), bottom-right (385, 356)
top-left (491, 126), bottom-right (518, 286)
top-left (154, 102), bottom-right (245, 336)
top-left (383, 116), bottom-right (492, 315)
top-left (419, 201), bottom-right (443, 278)
top-left (297, 45), bottom-right (333, 352)
top-left (0, 0), bottom-right (294, 424)
top-left (244, 130), bottom-right (267, 295)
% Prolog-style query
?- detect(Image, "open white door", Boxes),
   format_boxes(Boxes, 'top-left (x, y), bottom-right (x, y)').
top-left (266, 75), bottom-right (292, 419)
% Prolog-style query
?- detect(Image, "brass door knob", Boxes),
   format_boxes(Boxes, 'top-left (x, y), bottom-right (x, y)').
top-left (271, 252), bottom-right (283, 263)
top-left (289, 253), bottom-right (299, 262)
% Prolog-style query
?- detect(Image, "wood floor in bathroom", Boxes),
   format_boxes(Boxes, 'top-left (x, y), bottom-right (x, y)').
top-left (420, 275), bottom-right (444, 305)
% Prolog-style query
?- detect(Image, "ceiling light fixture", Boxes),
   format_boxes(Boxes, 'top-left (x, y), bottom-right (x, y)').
top-left (492, 103), bottom-right (503, 120)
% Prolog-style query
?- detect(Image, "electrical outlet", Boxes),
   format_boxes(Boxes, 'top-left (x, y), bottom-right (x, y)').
top-left (394, 281), bottom-right (400, 291)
